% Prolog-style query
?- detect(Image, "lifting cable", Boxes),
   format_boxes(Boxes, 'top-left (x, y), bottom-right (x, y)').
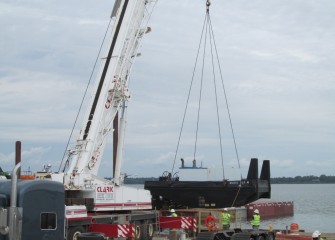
top-left (171, 3), bottom-right (208, 175)
top-left (206, 2), bottom-right (242, 179)
top-left (171, 0), bottom-right (242, 181)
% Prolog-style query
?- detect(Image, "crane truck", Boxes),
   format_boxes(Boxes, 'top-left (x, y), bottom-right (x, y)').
top-left (1, 0), bottom-right (166, 239)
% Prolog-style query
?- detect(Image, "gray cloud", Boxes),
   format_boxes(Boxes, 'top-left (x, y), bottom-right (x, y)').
top-left (1, 0), bottom-right (334, 179)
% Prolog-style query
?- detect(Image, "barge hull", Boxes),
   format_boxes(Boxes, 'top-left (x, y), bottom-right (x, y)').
top-left (246, 201), bottom-right (294, 219)
top-left (145, 159), bottom-right (271, 209)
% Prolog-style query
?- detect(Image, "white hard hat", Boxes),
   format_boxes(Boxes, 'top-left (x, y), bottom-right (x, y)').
top-left (170, 209), bottom-right (175, 213)
top-left (315, 230), bottom-right (321, 236)
top-left (223, 208), bottom-right (228, 211)
top-left (312, 232), bottom-right (319, 238)
top-left (254, 209), bottom-right (259, 214)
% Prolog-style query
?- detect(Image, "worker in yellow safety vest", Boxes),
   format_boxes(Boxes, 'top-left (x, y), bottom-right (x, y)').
top-left (250, 209), bottom-right (260, 230)
top-left (170, 209), bottom-right (178, 217)
top-left (221, 208), bottom-right (231, 230)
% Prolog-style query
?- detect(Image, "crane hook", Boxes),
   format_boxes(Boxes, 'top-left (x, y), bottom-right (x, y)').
top-left (206, 0), bottom-right (211, 12)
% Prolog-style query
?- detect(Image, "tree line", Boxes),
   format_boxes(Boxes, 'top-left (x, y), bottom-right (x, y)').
top-left (271, 175), bottom-right (335, 184)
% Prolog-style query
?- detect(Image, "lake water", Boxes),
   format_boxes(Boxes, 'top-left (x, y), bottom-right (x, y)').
top-left (131, 184), bottom-right (335, 233)
top-left (229, 184), bottom-right (335, 233)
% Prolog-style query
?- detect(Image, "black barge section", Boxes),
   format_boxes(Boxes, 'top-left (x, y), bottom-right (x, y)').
top-left (144, 158), bottom-right (271, 209)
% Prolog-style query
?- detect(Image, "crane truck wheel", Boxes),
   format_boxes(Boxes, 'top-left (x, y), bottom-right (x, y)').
top-left (141, 220), bottom-right (155, 240)
top-left (67, 226), bottom-right (85, 240)
top-left (134, 221), bottom-right (141, 240)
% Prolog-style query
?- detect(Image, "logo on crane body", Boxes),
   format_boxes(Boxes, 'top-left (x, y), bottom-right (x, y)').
top-left (96, 185), bottom-right (114, 201)
top-left (96, 186), bottom-right (113, 193)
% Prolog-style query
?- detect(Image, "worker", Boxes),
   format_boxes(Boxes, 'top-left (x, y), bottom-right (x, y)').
top-left (221, 208), bottom-right (231, 230)
top-left (170, 209), bottom-right (178, 217)
top-left (312, 231), bottom-right (319, 240)
top-left (250, 209), bottom-right (260, 230)
top-left (312, 230), bottom-right (325, 240)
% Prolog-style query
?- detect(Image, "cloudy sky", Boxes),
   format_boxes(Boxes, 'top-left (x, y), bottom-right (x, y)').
top-left (1, 0), bottom-right (334, 179)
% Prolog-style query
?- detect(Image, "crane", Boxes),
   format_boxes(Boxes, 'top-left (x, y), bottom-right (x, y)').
top-left (51, 0), bottom-right (156, 212)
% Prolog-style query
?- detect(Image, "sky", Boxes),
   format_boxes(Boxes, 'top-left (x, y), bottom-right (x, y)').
top-left (1, 0), bottom-right (334, 179)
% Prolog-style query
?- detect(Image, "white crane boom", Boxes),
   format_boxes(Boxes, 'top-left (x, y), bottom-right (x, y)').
top-left (51, 0), bottom-right (155, 210)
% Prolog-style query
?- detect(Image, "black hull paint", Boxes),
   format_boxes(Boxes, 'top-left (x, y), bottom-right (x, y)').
top-left (144, 158), bottom-right (271, 209)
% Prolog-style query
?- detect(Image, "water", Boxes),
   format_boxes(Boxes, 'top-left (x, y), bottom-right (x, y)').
top-left (233, 184), bottom-right (335, 233)
top-left (131, 183), bottom-right (335, 233)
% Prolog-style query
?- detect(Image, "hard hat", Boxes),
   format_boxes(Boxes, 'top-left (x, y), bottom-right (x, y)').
top-left (315, 230), bottom-right (321, 236)
top-left (312, 232), bottom-right (319, 238)
top-left (254, 209), bottom-right (259, 214)
top-left (223, 208), bottom-right (228, 211)
top-left (170, 209), bottom-right (175, 213)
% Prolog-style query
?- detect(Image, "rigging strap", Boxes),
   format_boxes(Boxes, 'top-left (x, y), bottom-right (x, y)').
top-left (171, 1), bottom-right (242, 183)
